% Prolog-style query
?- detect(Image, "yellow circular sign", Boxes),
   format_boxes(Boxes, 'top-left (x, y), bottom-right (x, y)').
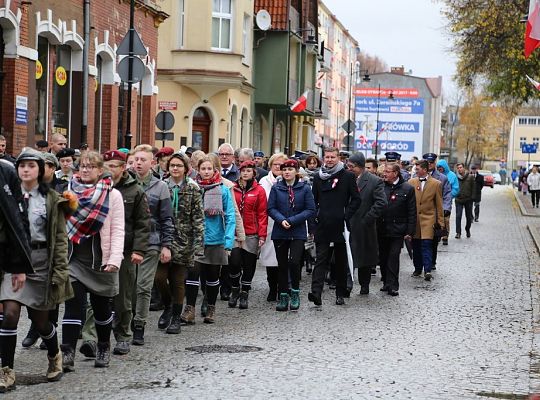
top-left (36, 60), bottom-right (43, 80)
top-left (55, 66), bottom-right (67, 86)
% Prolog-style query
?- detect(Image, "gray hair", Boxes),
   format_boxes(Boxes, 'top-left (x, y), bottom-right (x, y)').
top-left (238, 148), bottom-right (254, 160)
top-left (218, 143), bottom-right (234, 153)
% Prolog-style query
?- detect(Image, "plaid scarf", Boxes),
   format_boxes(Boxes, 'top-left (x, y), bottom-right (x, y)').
top-left (66, 175), bottom-right (112, 244)
top-left (197, 171), bottom-right (223, 216)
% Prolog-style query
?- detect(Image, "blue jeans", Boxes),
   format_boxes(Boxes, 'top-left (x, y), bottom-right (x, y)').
top-left (412, 239), bottom-right (433, 273)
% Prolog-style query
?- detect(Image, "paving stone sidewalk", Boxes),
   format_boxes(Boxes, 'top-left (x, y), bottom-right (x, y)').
top-left (4, 185), bottom-right (540, 399)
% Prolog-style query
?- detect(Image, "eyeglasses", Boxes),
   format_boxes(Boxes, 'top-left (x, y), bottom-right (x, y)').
top-left (218, 153), bottom-right (233, 157)
top-left (80, 164), bottom-right (98, 171)
top-left (169, 164), bottom-right (184, 169)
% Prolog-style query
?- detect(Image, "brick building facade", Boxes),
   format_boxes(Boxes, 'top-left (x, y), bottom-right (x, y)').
top-left (0, 0), bottom-right (167, 155)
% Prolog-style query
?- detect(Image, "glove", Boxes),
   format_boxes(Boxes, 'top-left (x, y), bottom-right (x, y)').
top-left (443, 210), bottom-right (451, 217)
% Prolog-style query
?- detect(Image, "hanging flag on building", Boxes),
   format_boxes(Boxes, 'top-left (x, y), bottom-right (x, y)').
top-left (526, 74), bottom-right (540, 90)
top-left (525, 0), bottom-right (540, 58)
top-left (290, 90), bottom-right (309, 113)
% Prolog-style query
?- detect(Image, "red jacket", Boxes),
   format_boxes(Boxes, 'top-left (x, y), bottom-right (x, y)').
top-left (233, 180), bottom-right (268, 238)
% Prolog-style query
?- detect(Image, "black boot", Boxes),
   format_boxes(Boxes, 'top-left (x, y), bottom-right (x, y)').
top-left (239, 291), bottom-right (249, 309)
top-left (228, 288), bottom-right (240, 308)
top-left (149, 285), bottom-right (163, 311)
top-left (132, 322), bottom-right (145, 346)
top-left (94, 342), bottom-right (111, 368)
top-left (22, 323), bottom-right (39, 348)
top-left (266, 267), bottom-right (278, 302)
top-left (166, 305), bottom-right (182, 334)
top-left (158, 306), bottom-right (172, 330)
top-left (200, 295), bottom-right (208, 317)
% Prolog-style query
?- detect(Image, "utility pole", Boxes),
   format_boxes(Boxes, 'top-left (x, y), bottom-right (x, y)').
top-left (125, 0), bottom-right (135, 149)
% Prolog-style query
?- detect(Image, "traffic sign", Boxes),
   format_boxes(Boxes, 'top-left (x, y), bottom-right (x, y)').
top-left (155, 132), bottom-right (174, 141)
top-left (117, 56), bottom-right (146, 84)
top-left (155, 111), bottom-right (175, 132)
top-left (342, 119), bottom-right (355, 134)
top-left (522, 143), bottom-right (537, 154)
top-left (117, 29), bottom-right (148, 56)
top-left (342, 135), bottom-right (354, 148)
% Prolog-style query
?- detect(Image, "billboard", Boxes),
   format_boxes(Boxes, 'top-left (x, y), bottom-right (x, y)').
top-left (354, 87), bottom-right (424, 160)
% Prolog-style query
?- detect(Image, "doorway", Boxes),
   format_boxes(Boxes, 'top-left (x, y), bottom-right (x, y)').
top-left (192, 107), bottom-right (211, 152)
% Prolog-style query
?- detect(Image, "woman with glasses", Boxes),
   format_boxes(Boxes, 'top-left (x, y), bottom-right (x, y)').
top-left (60, 151), bottom-right (125, 371)
top-left (155, 153), bottom-right (204, 330)
top-left (259, 153), bottom-right (288, 301)
top-left (0, 149), bottom-right (73, 391)
top-left (267, 159), bottom-right (315, 311)
top-left (228, 160), bottom-right (268, 310)
top-left (185, 156), bottom-right (235, 324)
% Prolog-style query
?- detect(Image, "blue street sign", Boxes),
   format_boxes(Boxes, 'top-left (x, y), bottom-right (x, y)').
top-left (522, 143), bottom-right (538, 154)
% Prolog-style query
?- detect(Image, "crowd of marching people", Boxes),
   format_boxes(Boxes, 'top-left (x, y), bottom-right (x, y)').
top-left (0, 132), bottom-right (486, 391)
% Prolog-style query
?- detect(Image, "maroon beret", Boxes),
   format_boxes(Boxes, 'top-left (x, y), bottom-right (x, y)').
top-left (155, 146), bottom-right (175, 158)
top-left (281, 159), bottom-right (299, 170)
top-left (103, 150), bottom-right (127, 162)
top-left (239, 160), bottom-right (257, 170)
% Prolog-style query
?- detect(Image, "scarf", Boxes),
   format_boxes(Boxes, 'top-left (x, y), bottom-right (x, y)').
top-left (66, 175), bottom-right (112, 244)
top-left (237, 179), bottom-right (254, 214)
top-left (318, 162), bottom-right (344, 180)
top-left (197, 171), bottom-right (223, 216)
top-left (286, 179), bottom-right (298, 210)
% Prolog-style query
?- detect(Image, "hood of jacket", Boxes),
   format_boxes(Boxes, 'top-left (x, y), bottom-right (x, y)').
top-left (436, 159), bottom-right (450, 175)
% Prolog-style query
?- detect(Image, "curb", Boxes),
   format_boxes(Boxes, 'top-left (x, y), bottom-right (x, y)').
top-left (528, 225), bottom-right (540, 254)
top-left (514, 189), bottom-right (540, 217)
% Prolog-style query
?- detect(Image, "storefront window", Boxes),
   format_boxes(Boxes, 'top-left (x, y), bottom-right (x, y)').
top-left (51, 45), bottom-right (71, 141)
top-left (35, 36), bottom-right (49, 138)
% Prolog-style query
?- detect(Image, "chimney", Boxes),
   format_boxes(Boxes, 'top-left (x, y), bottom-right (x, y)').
top-left (391, 66), bottom-right (405, 75)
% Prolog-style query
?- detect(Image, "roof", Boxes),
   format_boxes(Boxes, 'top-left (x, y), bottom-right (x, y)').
top-left (255, 0), bottom-right (289, 31)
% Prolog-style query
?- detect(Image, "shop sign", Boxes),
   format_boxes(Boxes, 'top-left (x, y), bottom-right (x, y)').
top-left (36, 60), bottom-right (43, 80)
top-left (15, 96), bottom-right (27, 125)
top-left (55, 66), bottom-right (67, 86)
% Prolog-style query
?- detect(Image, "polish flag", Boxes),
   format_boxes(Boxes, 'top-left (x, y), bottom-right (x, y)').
top-left (526, 74), bottom-right (540, 90)
top-left (525, 0), bottom-right (540, 58)
top-left (290, 90), bottom-right (309, 113)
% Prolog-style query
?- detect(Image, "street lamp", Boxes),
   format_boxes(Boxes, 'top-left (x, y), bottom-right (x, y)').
top-left (374, 84), bottom-right (394, 161)
top-left (346, 61), bottom-right (370, 152)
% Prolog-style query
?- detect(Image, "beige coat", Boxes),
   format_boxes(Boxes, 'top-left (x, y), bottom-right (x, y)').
top-left (409, 176), bottom-right (444, 240)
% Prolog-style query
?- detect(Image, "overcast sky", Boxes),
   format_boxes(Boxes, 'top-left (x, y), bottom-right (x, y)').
top-left (322, 0), bottom-right (457, 97)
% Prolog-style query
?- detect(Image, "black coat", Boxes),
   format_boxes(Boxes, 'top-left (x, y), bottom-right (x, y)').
top-left (472, 173), bottom-right (484, 202)
top-left (349, 172), bottom-right (387, 267)
top-left (0, 162), bottom-right (33, 274)
top-left (378, 177), bottom-right (416, 237)
top-left (312, 168), bottom-right (361, 243)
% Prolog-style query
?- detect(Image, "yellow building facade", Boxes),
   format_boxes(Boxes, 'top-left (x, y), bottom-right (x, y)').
top-left (157, 0), bottom-right (254, 152)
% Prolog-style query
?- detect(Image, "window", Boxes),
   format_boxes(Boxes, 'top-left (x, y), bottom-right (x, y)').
top-left (520, 137), bottom-right (527, 146)
top-left (178, 0), bottom-right (185, 48)
top-left (519, 117), bottom-right (527, 125)
top-left (241, 13), bottom-right (251, 65)
top-left (212, 0), bottom-right (232, 50)
top-left (528, 118), bottom-right (538, 125)
top-left (534, 137), bottom-right (540, 145)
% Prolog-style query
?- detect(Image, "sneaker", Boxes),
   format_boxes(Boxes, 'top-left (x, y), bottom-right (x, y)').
top-left (79, 340), bottom-right (96, 358)
top-left (0, 367), bottom-right (15, 393)
top-left (46, 351), bottom-right (63, 382)
top-left (94, 342), bottom-right (111, 368)
top-left (113, 341), bottom-right (130, 355)
top-left (424, 272), bottom-right (432, 281)
top-left (289, 289), bottom-right (300, 311)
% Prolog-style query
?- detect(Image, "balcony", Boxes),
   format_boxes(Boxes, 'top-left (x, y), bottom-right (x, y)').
top-left (318, 45), bottom-right (332, 73)
top-left (314, 89), bottom-right (329, 119)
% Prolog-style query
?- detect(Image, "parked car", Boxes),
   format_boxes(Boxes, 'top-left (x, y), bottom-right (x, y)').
top-left (478, 170), bottom-right (494, 188)
top-left (492, 172), bottom-right (501, 184)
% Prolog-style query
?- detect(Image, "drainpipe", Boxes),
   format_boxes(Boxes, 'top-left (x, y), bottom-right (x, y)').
top-left (81, 0), bottom-right (90, 147)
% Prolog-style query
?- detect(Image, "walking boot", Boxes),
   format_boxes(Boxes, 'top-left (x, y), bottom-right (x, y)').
top-left (21, 323), bottom-right (39, 348)
top-left (239, 291), bottom-right (249, 309)
top-left (166, 304), bottom-right (182, 334)
top-left (289, 289), bottom-right (300, 311)
top-left (276, 293), bottom-right (289, 312)
top-left (220, 286), bottom-right (231, 301)
top-left (200, 295), bottom-right (208, 317)
top-left (158, 306), bottom-right (173, 330)
top-left (132, 322), bottom-right (145, 346)
top-left (79, 340), bottom-right (97, 358)
top-left (204, 305), bottom-right (216, 324)
top-left (94, 342), bottom-right (111, 368)
top-left (308, 292), bottom-right (322, 306)
top-left (60, 344), bottom-right (75, 373)
top-left (47, 350), bottom-right (63, 382)
top-left (0, 367), bottom-right (15, 392)
top-left (228, 288), bottom-right (240, 308)
top-left (113, 341), bottom-right (130, 355)
top-left (180, 305), bottom-right (195, 325)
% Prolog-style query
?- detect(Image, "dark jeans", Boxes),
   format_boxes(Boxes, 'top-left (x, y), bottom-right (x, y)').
top-left (379, 237), bottom-right (403, 291)
top-left (412, 238), bottom-right (433, 273)
top-left (311, 242), bottom-right (348, 297)
top-left (229, 248), bottom-right (258, 291)
top-left (474, 201), bottom-right (481, 220)
top-left (455, 201), bottom-right (473, 234)
top-left (531, 190), bottom-right (540, 207)
top-left (273, 239), bottom-right (304, 293)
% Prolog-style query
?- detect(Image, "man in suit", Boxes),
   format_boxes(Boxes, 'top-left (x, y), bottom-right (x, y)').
top-left (409, 160), bottom-right (444, 281)
top-left (470, 165), bottom-right (484, 222)
top-left (347, 152), bottom-right (387, 294)
top-left (218, 143), bottom-right (239, 182)
top-left (308, 147), bottom-right (361, 306)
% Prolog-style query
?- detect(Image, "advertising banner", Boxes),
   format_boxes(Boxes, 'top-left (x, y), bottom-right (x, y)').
top-left (354, 87), bottom-right (424, 159)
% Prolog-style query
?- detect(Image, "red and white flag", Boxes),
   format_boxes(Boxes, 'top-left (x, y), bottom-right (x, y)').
top-left (525, 0), bottom-right (540, 58)
top-left (526, 74), bottom-right (540, 90)
top-left (290, 90), bottom-right (309, 113)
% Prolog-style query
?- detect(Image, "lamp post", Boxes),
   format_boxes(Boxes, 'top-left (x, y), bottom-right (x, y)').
top-left (374, 83), bottom-right (381, 160)
top-left (346, 62), bottom-right (370, 152)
